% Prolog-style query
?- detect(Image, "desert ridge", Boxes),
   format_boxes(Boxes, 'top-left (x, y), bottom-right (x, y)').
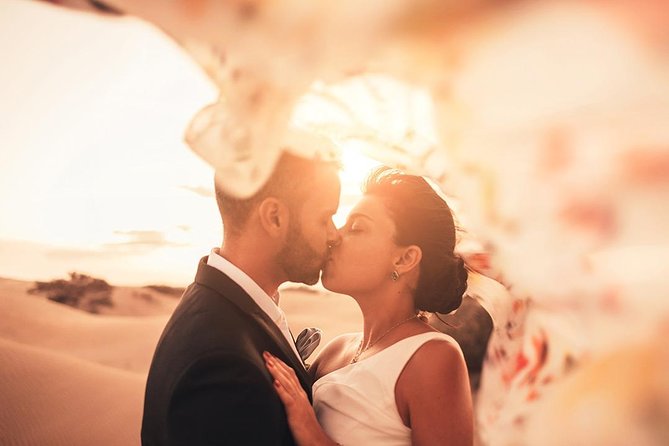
top-left (0, 337), bottom-right (145, 446)
top-left (0, 276), bottom-right (361, 445)
top-left (0, 277), bottom-right (174, 445)
top-left (0, 278), bottom-right (175, 374)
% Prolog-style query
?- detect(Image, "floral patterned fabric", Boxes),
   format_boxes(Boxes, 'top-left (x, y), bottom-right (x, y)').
top-left (36, 1), bottom-right (669, 443)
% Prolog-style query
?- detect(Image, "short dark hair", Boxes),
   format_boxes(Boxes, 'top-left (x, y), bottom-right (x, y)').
top-left (364, 167), bottom-right (468, 314)
top-left (214, 152), bottom-right (337, 234)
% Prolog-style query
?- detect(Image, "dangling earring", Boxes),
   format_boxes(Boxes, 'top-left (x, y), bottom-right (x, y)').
top-left (391, 270), bottom-right (400, 281)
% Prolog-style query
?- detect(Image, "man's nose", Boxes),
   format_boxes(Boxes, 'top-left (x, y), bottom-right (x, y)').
top-left (327, 222), bottom-right (342, 248)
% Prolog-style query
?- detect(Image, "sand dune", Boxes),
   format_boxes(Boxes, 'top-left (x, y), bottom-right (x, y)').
top-left (98, 286), bottom-right (181, 317)
top-left (0, 337), bottom-right (145, 446)
top-left (0, 279), bottom-right (170, 374)
top-left (0, 278), bottom-right (361, 372)
top-left (0, 276), bottom-right (361, 445)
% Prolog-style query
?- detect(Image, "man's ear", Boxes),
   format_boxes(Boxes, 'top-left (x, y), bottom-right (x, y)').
top-left (258, 198), bottom-right (289, 238)
top-left (393, 245), bottom-right (422, 276)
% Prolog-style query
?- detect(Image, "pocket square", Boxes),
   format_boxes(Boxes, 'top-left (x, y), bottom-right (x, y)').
top-left (295, 327), bottom-right (322, 362)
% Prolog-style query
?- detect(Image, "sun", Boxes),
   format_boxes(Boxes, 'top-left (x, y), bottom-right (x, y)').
top-left (339, 146), bottom-right (383, 187)
top-left (333, 146), bottom-right (383, 227)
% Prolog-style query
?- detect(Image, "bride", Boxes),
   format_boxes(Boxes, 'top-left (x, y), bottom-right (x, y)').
top-left (264, 167), bottom-right (473, 445)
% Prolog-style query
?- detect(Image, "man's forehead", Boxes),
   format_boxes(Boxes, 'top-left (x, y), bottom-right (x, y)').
top-left (303, 170), bottom-right (340, 207)
top-left (310, 166), bottom-right (340, 192)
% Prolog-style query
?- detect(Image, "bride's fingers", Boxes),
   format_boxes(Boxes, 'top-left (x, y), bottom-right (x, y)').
top-left (263, 352), bottom-right (293, 376)
top-left (271, 375), bottom-right (296, 406)
top-left (264, 355), bottom-right (291, 387)
top-left (264, 352), bottom-right (291, 372)
top-left (269, 354), bottom-right (299, 383)
top-left (263, 352), bottom-right (301, 395)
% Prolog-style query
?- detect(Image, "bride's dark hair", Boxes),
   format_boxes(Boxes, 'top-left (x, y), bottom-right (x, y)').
top-left (364, 167), bottom-right (467, 314)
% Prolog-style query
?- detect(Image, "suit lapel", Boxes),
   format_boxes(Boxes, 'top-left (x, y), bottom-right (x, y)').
top-left (194, 257), bottom-right (312, 393)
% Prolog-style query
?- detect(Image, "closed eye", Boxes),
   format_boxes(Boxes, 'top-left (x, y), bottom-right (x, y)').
top-left (342, 213), bottom-right (373, 234)
top-left (346, 221), bottom-right (364, 233)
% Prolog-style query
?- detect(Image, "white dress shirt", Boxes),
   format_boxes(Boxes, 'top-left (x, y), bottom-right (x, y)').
top-left (207, 248), bottom-right (303, 365)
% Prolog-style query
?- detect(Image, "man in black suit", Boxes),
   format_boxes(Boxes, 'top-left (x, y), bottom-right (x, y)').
top-left (142, 152), bottom-right (341, 445)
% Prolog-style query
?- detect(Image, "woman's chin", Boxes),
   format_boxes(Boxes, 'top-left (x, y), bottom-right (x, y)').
top-left (320, 272), bottom-right (338, 293)
top-left (321, 275), bottom-right (332, 291)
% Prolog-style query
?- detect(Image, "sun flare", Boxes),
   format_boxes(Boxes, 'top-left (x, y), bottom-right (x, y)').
top-left (333, 147), bottom-right (382, 227)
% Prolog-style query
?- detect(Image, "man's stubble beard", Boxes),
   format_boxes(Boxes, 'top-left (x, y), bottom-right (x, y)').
top-left (277, 219), bottom-right (325, 286)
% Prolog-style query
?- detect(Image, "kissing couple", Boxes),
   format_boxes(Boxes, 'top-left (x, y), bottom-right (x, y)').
top-left (142, 152), bottom-right (473, 445)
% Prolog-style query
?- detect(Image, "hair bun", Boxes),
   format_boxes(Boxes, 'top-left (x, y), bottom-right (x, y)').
top-left (415, 255), bottom-right (468, 314)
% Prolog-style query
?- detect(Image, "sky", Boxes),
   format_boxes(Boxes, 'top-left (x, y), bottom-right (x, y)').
top-left (0, 0), bottom-right (383, 286)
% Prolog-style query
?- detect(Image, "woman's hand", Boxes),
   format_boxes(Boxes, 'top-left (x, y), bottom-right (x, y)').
top-left (263, 352), bottom-right (338, 446)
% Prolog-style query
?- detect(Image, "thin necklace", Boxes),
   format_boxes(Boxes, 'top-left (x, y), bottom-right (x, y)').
top-left (351, 314), bottom-right (418, 364)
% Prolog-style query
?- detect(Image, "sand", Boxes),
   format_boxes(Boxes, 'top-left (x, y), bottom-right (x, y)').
top-left (0, 277), bottom-right (361, 445)
top-left (0, 338), bottom-right (145, 446)
top-left (0, 279), bottom-right (173, 373)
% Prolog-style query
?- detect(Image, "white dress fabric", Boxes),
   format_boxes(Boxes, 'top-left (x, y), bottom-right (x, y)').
top-left (313, 332), bottom-right (460, 446)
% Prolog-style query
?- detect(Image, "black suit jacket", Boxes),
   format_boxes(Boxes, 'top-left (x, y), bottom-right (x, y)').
top-left (141, 257), bottom-right (312, 445)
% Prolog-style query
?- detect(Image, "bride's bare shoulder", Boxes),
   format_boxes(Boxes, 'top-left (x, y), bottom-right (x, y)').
top-left (309, 332), bottom-right (360, 380)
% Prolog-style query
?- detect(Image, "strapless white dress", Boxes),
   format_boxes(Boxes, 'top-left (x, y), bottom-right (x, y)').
top-left (313, 332), bottom-right (460, 446)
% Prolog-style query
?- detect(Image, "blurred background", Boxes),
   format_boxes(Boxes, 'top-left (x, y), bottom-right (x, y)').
top-left (1, 0), bottom-right (668, 445)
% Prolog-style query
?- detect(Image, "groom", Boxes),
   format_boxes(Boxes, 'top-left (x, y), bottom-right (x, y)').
top-left (141, 152), bottom-right (341, 445)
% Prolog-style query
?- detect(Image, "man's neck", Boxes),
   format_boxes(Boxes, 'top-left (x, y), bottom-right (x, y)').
top-left (219, 241), bottom-right (283, 301)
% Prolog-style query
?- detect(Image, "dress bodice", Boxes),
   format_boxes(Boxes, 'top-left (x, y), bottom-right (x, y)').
top-left (313, 331), bottom-right (460, 445)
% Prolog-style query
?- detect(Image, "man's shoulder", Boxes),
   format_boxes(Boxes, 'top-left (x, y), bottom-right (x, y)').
top-left (155, 283), bottom-right (259, 360)
top-left (176, 280), bottom-right (243, 318)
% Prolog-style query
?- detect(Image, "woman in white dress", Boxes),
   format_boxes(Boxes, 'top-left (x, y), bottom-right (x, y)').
top-left (264, 167), bottom-right (473, 445)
